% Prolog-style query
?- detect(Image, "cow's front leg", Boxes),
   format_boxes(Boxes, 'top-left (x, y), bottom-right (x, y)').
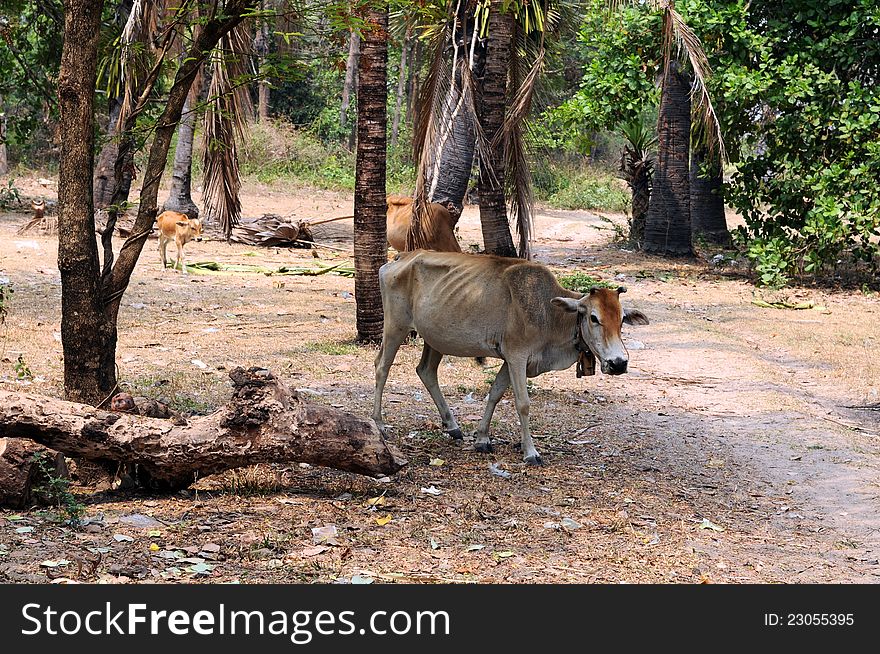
top-left (373, 326), bottom-right (409, 435)
top-left (176, 241), bottom-right (186, 274)
top-left (474, 362), bottom-right (510, 453)
top-left (416, 344), bottom-right (462, 439)
top-left (508, 359), bottom-right (541, 465)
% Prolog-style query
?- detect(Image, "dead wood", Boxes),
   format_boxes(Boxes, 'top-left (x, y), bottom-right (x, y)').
top-left (0, 367), bottom-right (406, 495)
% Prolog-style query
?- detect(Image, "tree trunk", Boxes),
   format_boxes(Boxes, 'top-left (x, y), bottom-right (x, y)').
top-left (477, 9), bottom-right (516, 257)
top-left (0, 368), bottom-right (406, 497)
top-left (255, 0), bottom-right (270, 122)
top-left (690, 144), bottom-right (730, 245)
top-left (354, 5), bottom-right (388, 343)
top-left (427, 2), bottom-right (484, 215)
top-left (162, 89), bottom-right (201, 219)
top-left (93, 0), bottom-right (135, 210)
top-left (0, 439), bottom-right (68, 509)
top-left (57, 0), bottom-right (118, 405)
top-left (390, 29), bottom-right (410, 147)
top-left (0, 93), bottom-right (8, 176)
top-left (643, 63), bottom-right (693, 257)
top-left (340, 30), bottom-right (360, 141)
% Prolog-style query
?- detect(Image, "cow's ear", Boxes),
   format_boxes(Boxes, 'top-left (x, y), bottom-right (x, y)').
top-left (551, 297), bottom-right (581, 313)
top-left (623, 308), bottom-right (649, 325)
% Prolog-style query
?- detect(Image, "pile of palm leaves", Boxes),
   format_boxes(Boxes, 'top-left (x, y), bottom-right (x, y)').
top-left (229, 214), bottom-right (316, 248)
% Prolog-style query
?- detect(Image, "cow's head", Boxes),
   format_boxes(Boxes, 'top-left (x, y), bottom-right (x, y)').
top-left (552, 286), bottom-right (649, 375)
top-left (176, 218), bottom-right (203, 242)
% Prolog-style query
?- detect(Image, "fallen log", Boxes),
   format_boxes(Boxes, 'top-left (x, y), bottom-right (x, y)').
top-left (0, 439), bottom-right (68, 508)
top-left (0, 367), bottom-right (406, 494)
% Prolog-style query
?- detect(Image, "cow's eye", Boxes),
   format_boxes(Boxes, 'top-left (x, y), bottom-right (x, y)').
top-left (590, 314), bottom-right (600, 325)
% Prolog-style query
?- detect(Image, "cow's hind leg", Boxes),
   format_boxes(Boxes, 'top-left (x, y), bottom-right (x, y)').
top-left (372, 325), bottom-right (409, 436)
top-left (416, 344), bottom-right (462, 439)
top-left (473, 362), bottom-right (510, 453)
top-left (508, 359), bottom-right (542, 465)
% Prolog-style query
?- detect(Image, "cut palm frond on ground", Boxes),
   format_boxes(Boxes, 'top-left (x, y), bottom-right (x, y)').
top-left (181, 261), bottom-right (355, 277)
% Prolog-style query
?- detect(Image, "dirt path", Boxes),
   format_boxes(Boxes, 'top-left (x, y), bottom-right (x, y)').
top-left (0, 179), bottom-right (878, 583)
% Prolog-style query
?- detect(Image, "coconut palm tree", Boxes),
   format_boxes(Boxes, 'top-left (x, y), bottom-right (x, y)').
top-left (619, 0), bottom-right (725, 256)
top-left (353, 3), bottom-right (388, 343)
top-left (408, 0), bottom-right (561, 258)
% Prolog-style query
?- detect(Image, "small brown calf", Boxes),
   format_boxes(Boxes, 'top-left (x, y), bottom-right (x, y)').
top-left (157, 210), bottom-right (203, 274)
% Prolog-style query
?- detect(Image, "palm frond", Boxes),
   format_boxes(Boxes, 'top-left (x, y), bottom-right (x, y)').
top-left (202, 20), bottom-right (253, 238)
top-left (501, 23), bottom-right (545, 259)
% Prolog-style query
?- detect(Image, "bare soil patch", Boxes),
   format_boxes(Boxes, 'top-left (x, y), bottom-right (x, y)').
top-left (1, 177), bottom-right (878, 583)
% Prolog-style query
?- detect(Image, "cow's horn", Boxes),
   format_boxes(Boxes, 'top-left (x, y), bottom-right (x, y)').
top-left (617, 286), bottom-right (627, 294)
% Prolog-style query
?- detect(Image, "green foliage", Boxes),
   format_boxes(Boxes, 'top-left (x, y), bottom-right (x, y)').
top-left (0, 178), bottom-right (22, 210)
top-left (237, 118), bottom-right (414, 193)
top-left (549, 0), bottom-right (661, 143)
top-left (305, 340), bottom-right (360, 356)
top-left (29, 453), bottom-right (85, 526)
top-left (723, 1), bottom-right (880, 285)
top-left (0, 0), bottom-right (64, 167)
top-left (14, 354), bottom-right (32, 380)
top-left (532, 158), bottom-right (630, 212)
top-left (0, 278), bottom-right (11, 325)
top-left (557, 271), bottom-right (618, 293)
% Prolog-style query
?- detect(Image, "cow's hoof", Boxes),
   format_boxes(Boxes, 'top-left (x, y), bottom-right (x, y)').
top-left (474, 440), bottom-right (493, 453)
top-left (448, 428), bottom-right (464, 440)
top-left (524, 454), bottom-right (544, 466)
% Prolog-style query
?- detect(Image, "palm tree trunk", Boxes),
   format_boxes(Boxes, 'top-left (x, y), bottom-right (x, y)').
top-left (643, 63), bottom-right (693, 257)
top-left (58, 0), bottom-right (118, 405)
top-left (162, 91), bottom-right (200, 219)
top-left (427, 3), bottom-right (484, 215)
top-left (478, 8), bottom-right (516, 257)
top-left (92, 0), bottom-right (135, 210)
top-left (690, 144), bottom-right (730, 245)
top-left (255, 0), bottom-right (271, 122)
top-left (390, 29), bottom-right (410, 147)
top-left (0, 93), bottom-right (7, 176)
top-left (340, 30), bottom-right (360, 142)
top-left (354, 5), bottom-right (388, 343)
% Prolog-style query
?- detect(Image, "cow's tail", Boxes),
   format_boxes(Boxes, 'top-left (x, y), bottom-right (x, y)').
top-left (474, 357), bottom-right (487, 366)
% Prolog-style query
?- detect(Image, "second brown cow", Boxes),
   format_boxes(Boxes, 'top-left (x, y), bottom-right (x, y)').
top-left (385, 196), bottom-right (461, 253)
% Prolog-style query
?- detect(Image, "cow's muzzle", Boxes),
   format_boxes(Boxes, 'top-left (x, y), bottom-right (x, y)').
top-left (603, 357), bottom-right (628, 375)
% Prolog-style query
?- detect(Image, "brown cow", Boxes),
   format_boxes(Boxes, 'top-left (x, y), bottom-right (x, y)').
top-left (385, 195), bottom-right (461, 252)
top-left (373, 250), bottom-right (649, 464)
top-left (157, 210), bottom-right (204, 274)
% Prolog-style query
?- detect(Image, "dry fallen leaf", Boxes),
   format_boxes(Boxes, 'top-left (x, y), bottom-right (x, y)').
top-left (301, 546), bottom-right (329, 557)
top-left (698, 518), bottom-right (725, 532)
top-left (376, 514), bottom-right (393, 526)
top-left (429, 458), bottom-right (445, 467)
top-left (366, 496), bottom-right (387, 507)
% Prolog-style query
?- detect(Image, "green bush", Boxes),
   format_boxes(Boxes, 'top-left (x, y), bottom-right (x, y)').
top-left (533, 159), bottom-right (630, 212)
top-left (234, 119), bottom-right (415, 193)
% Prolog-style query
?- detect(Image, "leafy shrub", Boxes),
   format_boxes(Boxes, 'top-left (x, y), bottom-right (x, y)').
top-left (533, 159), bottom-right (630, 212)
